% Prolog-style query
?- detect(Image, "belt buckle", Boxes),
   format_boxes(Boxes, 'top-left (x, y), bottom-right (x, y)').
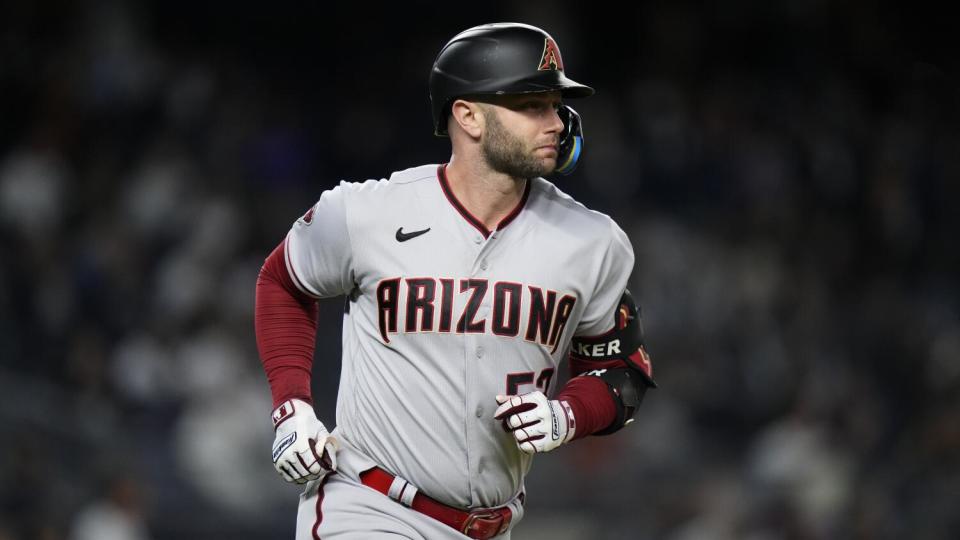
top-left (461, 510), bottom-right (508, 540)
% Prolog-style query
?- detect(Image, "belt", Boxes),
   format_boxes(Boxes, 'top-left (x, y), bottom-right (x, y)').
top-left (359, 467), bottom-right (512, 540)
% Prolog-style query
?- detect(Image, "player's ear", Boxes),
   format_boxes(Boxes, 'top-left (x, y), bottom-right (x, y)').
top-left (450, 99), bottom-right (484, 139)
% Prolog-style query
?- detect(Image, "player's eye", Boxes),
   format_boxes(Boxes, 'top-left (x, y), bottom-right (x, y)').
top-left (524, 101), bottom-right (560, 112)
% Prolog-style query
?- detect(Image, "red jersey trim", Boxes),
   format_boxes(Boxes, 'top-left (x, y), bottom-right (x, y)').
top-left (283, 235), bottom-right (323, 299)
top-left (496, 177), bottom-right (531, 231)
top-left (437, 164), bottom-right (531, 239)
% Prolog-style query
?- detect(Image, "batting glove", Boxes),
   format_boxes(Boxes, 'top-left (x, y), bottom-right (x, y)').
top-left (494, 391), bottom-right (576, 454)
top-left (271, 398), bottom-right (338, 484)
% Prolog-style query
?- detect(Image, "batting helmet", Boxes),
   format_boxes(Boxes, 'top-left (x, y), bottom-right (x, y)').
top-left (429, 23), bottom-right (595, 137)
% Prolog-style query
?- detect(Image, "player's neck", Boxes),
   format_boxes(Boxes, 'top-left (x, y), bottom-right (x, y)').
top-left (445, 156), bottom-right (527, 231)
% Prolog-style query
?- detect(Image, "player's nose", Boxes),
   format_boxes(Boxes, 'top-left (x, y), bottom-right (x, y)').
top-left (546, 108), bottom-right (564, 134)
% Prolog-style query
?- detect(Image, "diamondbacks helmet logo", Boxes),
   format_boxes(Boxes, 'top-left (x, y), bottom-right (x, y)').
top-left (538, 38), bottom-right (564, 71)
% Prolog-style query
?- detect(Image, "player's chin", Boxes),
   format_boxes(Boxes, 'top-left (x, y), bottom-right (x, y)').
top-left (542, 158), bottom-right (559, 176)
top-left (531, 150), bottom-right (558, 172)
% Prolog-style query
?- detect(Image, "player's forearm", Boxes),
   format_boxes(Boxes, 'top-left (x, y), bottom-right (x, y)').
top-left (555, 375), bottom-right (618, 440)
top-left (255, 241), bottom-right (319, 407)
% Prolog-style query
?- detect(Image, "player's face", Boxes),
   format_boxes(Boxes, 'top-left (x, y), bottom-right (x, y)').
top-left (479, 91), bottom-right (565, 179)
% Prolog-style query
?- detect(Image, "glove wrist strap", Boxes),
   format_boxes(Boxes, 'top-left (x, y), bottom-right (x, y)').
top-left (272, 398), bottom-right (307, 429)
top-left (559, 400), bottom-right (576, 443)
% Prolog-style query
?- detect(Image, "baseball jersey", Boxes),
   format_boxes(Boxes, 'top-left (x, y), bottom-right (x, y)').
top-left (284, 163), bottom-right (633, 509)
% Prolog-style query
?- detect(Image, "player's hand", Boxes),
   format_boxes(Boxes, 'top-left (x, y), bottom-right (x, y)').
top-left (271, 398), bottom-right (338, 484)
top-left (494, 391), bottom-right (576, 454)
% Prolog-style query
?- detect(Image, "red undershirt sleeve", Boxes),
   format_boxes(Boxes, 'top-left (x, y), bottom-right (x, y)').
top-left (555, 363), bottom-right (620, 441)
top-left (255, 240), bottom-right (319, 408)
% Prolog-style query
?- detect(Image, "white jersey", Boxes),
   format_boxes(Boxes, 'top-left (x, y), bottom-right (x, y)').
top-left (284, 163), bottom-right (633, 509)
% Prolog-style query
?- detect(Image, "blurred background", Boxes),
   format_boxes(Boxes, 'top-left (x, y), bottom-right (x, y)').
top-left (1, 1), bottom-right (958, 539)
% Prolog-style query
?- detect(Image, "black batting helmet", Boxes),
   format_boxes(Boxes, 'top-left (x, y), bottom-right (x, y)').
top-left (429, 23), bottom-right (595, 137)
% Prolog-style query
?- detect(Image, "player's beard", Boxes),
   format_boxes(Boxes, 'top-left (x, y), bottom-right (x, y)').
top-left (481, 112), bottom-right (555, 180)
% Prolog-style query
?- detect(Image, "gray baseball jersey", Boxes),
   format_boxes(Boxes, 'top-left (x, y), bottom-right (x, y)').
top-left (284, 163), bottom-right (633, 509)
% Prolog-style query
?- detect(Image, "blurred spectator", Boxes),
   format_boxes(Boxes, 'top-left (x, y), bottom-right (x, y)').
top-left (68, 476), bottom-right (150, 540)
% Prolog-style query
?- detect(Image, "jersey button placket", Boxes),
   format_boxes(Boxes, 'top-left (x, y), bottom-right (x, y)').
top-left (473, 234), bottom-right (493, 276)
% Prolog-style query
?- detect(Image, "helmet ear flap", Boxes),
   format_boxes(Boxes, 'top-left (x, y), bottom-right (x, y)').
top-left (555, 105), bottom-right (584, 175)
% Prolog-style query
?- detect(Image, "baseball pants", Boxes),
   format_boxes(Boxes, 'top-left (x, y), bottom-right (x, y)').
top-left (294, 436), bottom-right (517, 539)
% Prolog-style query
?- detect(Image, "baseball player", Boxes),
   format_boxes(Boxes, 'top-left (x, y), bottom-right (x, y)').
top-left (255, 23), bottom-right (656, 539)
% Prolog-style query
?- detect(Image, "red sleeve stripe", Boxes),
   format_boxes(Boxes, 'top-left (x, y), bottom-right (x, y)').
top-left (311, 475), bottom-right (331, 540)
top-left (283, 234), bottom-right (323, 299)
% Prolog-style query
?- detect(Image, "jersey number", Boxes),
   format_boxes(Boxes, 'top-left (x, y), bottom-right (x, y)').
top-left (505, 368), bottom-right (555, 396)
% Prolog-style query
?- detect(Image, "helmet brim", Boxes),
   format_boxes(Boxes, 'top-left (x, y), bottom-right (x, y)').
top-left (434, 74), bottom-right (595, 136)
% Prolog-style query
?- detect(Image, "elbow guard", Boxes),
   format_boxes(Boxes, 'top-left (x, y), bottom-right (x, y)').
top-left (588, 367), bottom-right (649, 435)
top-left (570, 290), bottom-right (657, 435)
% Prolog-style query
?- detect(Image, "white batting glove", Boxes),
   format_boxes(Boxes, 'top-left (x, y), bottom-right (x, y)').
top-left (494, 391), bottom-right (576, 454)
top-left (271, 398), bottom-right (338, 484)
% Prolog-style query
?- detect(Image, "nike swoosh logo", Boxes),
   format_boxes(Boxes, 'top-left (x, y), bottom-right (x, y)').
top-left (395, 227), bottom-right (431, 242)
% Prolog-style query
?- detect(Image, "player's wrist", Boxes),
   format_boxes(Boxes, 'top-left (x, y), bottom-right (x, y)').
top-left (555, 376), bottom-right (617, 440)
top-left (271, 397), bottom-right (315, 430)
top-left (556, 399), bottom-right (576, 443)
top-left (268, 372), bottom-right (314, 412)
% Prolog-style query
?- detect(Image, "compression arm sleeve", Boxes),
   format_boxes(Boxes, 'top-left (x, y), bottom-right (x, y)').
top-left (255, 240), bottom-right (319, 408)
